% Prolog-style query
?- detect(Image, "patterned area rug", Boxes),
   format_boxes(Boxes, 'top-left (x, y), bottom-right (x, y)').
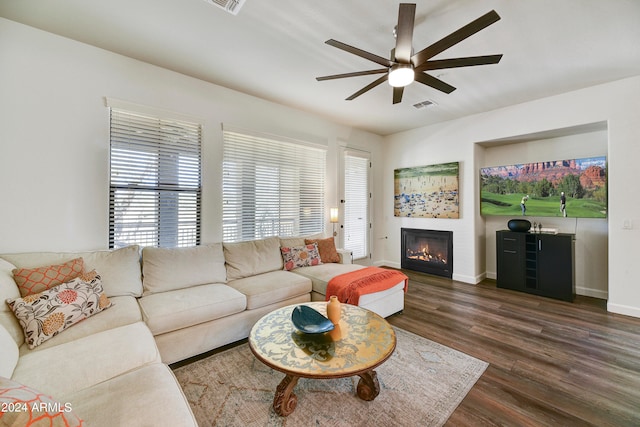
top-left (173, 327), bottom-right (488, 426)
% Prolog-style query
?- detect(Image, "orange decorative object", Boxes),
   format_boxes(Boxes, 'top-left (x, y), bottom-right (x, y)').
top-left (327, 295), bottom-right (341, 325)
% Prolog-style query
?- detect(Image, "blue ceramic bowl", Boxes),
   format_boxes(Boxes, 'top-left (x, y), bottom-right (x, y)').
top-left (291, 305), bottom-right (334, 334)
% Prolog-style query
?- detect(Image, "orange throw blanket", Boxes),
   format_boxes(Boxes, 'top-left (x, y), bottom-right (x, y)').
top-left (326, 267), bottom-right (408, 305)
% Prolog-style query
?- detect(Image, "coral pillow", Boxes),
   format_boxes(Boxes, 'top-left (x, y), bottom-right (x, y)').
top-left (305, 237), bottom-right (341, 263)
top-left (280, 243), bottom-right (322, 271)
top-left (12, 257), bottom-right (84, 297)
top-left (6, 271), bottom-right (112, 349)
top-left (0, 376), bottom-right (83, 426)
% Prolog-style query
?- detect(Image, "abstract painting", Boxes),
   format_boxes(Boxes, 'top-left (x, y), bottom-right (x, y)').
top-left (394, 162), bottom-right (459, 218)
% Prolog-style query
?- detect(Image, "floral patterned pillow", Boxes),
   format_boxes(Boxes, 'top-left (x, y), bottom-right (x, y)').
top-left (0, 376), bottom-right (83, 426)
top-left (281, 243), bottom-right (323, 271)
top-left (6, 271), bottom-right (112, 349)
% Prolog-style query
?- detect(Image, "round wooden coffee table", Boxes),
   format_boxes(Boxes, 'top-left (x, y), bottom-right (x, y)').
top-left (248, 302), bottom-right (396, 416)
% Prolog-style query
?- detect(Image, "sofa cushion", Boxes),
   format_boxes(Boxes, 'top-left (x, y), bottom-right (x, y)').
top-left (279, 236), bottom-right (306, 248)
top-left (0, 324), bottom-right (18, 378)
top-left (281, 243), bottom-right (322, 271)
top-left (142, 243), bottom-right (227, 295)
top-left (18, 295), bottom-right (141, 355)
top-left (223, 237), bottom-right (283, 281)
top-left (292, 263), bottom-right (365, 296)
top-left (60, 363), bottom-right (197, 427)
top-left (139, 284), bottom-right (247, 335)
top-left (12, 257), bottom-right (84, 297)
top-left (227, 270), bottom-right (312, 310)
top-left (0, 258), bottom-right (24, 347)
top-left (11, 322), bottom-right (160, 397)
top-left (7, 272), bottom-right (112, 349)
top-left (1, 245), bottom-right (143, 298)
top-left (279, 233), bottom-right (324, 249)
top-left (0, 376), bottom-right (83, 427)
top-left (305, 237), bottom-right (341, 263)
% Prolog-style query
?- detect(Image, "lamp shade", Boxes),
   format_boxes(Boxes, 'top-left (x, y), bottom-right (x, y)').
top-left (330, 207), bottom-right (339, 223)
top-left (388, 64), bottom-right (414, 87)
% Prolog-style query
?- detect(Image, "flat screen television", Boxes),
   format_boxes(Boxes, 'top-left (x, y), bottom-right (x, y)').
top-left (480, 156), bottom-right (607, 218)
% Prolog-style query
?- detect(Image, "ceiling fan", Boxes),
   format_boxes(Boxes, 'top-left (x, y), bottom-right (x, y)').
top-left (316, 3), bottom-right (503, 104)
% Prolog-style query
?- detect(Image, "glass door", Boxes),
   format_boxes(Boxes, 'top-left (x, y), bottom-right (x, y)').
top-left (342, 149), bottom-right (370, 260)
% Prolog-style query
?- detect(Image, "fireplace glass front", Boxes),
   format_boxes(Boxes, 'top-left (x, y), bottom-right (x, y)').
top-left (401, 228), bottom-right (453, 278)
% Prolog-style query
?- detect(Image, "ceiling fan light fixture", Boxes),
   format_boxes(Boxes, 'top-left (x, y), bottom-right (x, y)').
top-left (317, 5), bottom-right (502, 104)
top-left (388, 64), bottom-right (414, 87)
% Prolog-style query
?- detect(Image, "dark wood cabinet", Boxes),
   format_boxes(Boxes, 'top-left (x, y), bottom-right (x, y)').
top-left (496, 230), bottom-right (575, 301)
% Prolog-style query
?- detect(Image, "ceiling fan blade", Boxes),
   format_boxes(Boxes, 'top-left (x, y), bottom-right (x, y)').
top-left (414, 72), bottom-right (456, 94)
top-left (394, 3), bottom-right (416, 63)
top-left (346, 75), bottom-right (389, 100)
top-left (325, 39), bottom-right (392, 67)
top-left (393, 86), bottom-right (405, 104)
top-left (416, 54), bottom-right (503, 72)
top-left (411, 10), bottom-right (501, 66)
top-left (316, 69), bottom-right (388, 81)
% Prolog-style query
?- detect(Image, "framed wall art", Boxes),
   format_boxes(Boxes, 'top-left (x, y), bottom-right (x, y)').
top-left (394, 162), bottom-right (459, 218)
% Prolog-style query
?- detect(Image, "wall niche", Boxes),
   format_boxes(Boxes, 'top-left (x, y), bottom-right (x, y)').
top-left (477, 122), bottom-right (609, 300)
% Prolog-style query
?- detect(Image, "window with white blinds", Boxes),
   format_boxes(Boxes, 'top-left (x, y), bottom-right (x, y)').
top-left (109, 108), bottom-right (202, 248)
top-left (222, 130), bottom-right (326, 242)
top-left (343, 150), bottom-right (370, 259)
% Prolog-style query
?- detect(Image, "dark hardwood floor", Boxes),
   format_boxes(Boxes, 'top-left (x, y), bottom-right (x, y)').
top-left (386, 270), bottom-right (640, 427)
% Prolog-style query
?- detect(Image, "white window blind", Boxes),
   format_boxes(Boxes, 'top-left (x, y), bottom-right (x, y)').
top-left (344, 151), bottom-right (370, 259)
top-left (223, 130), bottom-right (326, 242)
top-left (109, 108), bottom-right (202, 248)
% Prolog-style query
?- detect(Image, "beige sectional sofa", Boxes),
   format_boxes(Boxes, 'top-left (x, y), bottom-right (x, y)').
top-left (0, 245), bottom-right (197, 426)
top-left (0, 235), bottom-right (404, 426)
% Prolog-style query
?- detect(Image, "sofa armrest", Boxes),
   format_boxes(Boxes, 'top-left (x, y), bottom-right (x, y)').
top-left (336, 249), bottom-right (353, 264)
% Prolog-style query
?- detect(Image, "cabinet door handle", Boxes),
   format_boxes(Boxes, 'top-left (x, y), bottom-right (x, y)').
top-left (504, 238), bottom-right (516, 241)
top-left (504, 250), bottom-right (517, 254)
top-left (539, 240), bottom-right (542, 251)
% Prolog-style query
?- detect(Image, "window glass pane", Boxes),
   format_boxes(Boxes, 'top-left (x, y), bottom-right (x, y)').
top-left (109, 109), bottom-right (201, 248)
top-left (222, 130), bottom-right (326, 242)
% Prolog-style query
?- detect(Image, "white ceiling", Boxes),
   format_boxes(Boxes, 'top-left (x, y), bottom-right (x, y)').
top-left (2, 0), bottom-right (640, 136)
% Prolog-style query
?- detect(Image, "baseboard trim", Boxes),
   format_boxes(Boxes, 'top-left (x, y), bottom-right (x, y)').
top-left (378, 261), bottom-right (484, 284)
top-left (607, 302), bottom-right (640, 319)
top-left (575, 286), bottom-right (608, 300)
top-left (378, 260), bottom-right (400, 269)
top-left (452, 273), bottom-right (482, 284)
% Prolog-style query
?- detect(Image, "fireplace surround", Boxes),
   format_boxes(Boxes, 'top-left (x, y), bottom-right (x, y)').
top-left (401, 228), bottom-right (453, 278)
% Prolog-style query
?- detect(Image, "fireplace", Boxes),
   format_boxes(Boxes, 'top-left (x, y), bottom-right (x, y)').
top-left (401, 228), bottom-right (453, 278)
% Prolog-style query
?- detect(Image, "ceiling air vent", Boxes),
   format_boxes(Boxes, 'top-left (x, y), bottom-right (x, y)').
top-left (413, 99), bottom-right (437, 109)
top-left (202, 0), bottom-right (246, 15)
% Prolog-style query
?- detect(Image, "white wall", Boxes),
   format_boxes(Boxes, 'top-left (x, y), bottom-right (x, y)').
top-left (380, 120), bottom-right (487, 284)
top-left (0, 18), bottom-right (383, 253)
top-left (381, 75), bottom-right (640, 318)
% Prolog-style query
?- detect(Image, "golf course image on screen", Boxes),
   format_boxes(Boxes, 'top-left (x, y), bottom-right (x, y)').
top-left (480, 156), bottom-right (606, 218)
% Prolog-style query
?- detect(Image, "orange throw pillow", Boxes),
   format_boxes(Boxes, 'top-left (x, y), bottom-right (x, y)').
top-left (12, 257), bottom-right (84, 297)
top-left (0, 377), bottom-right (83, 426)
top-left (305, 237), bottom-right (341, 263)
